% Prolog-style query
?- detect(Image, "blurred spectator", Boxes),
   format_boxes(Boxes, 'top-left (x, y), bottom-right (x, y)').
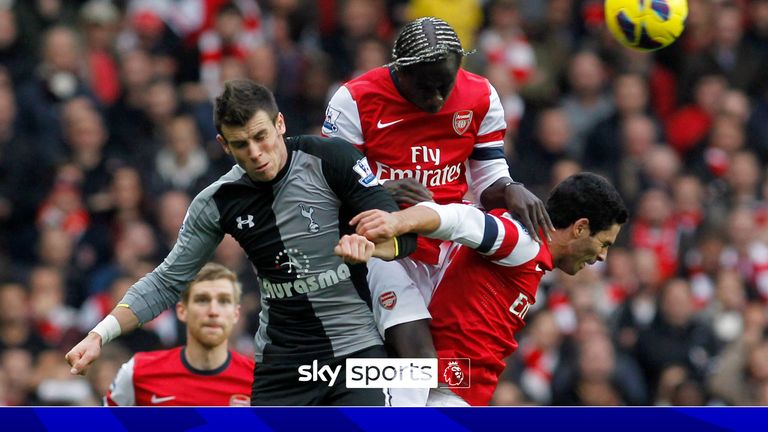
top-left (708, 302), bottom-right (768, 405)
top-left (630, 189), bottom-right (680, 281)
top-left (635, 279), bottom-right (718, 389)
top-left (148, 115), bottom-right (210, 196)
top-left (199, 2), bottom-right (262, 99)
top-left (559, 50), bottom-right (612, 160)
top-left (321, 0), bottom-right (390, 81)
top-left (0, 5), bottom-right (34, 85)
top-left (154, 190), bottom-right (192, 257)
top-left (0, 283), bottom-right (49, 358)
top-left (510, 107), bottom-right (571, 199)
top-left (1, 348), bottom-right (35, 405)
top-left (611, 249), bottom-right (661, 355)
top-left (17, 25), bottom-right (96, 159)
top-left (490, 380), bottom-right (529, 406)
top-left (665, 73), bottom-right (727, 156)
top-left (520, 0), bottom-right (576, 107)
top-left (704, 269), bottom-right (748, 346)
top-left (584, 73), bottom-right (656, 177)
top-left (509, 310), bottom-right (563, 405)
top-left (27, 266), bottom-right (78, 349)
top-left (0, 77), bottom-right (53, 262)
top-left (552, 331), bottom-right (647, 405)
top-left (682, 2), bottom-right (767, 98)
top-left (477, 0), bottom-right (535, 90)
top-left (79, 0), bottom-right (122, 106)
top-left (723, 206), bottom-right (768, 302)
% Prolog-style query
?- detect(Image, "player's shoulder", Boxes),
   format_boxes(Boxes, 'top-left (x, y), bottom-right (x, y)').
top-left (456, 68), bottom-right (492, 89)
top-left (290, 135), bottom-right (362, 160)
top-left (196, 165), bottom-right (246, 199)
top-left (134, 346), bottom-right (181, 366)
top-left (230, 350), bottom-right (256, 369)
top-left (343, 67), bottom-right (391, 96)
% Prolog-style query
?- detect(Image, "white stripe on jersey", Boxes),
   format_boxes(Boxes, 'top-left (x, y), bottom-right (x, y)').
top-left (467, 82), bottom-right (510, 203)
top-left (324, 86), bottom-right (364, 145)
top-left (477, 83), bottom-right (507, 136)
top-left (417, 202), bottom-right (540, 266)
top-left (467, 158), bottom-right (510, 206)
top-left (107, 356), bottom-right (136, 406)
top-left (495, 217), bottom-right (541, 267)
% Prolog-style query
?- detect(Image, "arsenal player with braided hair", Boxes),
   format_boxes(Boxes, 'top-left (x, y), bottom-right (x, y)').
top-left (323, 17), bottom-right (554, 405)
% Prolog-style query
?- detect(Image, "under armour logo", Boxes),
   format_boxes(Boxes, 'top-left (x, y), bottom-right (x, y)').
top-left (236, 215), bottom-right (254, 229)
top-left (298, 204), bottom-right (320, 233)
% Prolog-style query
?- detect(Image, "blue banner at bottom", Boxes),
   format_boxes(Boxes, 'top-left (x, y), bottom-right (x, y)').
top-left (0, 407), bottom-right (764, 432)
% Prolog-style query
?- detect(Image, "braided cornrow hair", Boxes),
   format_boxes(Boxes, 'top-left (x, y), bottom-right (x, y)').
top-left (389, 17), bottom-right (473, 69)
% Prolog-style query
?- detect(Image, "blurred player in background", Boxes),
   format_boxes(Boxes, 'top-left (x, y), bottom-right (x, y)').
top-left (67, 80), bottom-right (416, 406)
top-left (323, 16), bottom-right (553, 405)
top-left (341, 172), bottom-right (628, 406)
top-left (105, 263), bottom-right (253, 406)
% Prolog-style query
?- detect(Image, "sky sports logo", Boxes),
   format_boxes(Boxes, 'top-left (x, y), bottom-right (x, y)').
top-left (297, 358), bottom-right (470, 389)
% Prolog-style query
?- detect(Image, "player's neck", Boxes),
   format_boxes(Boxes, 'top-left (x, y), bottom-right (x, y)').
top-left (184, 339), bottom-right (229, 371)
top-left (546, 230), bottom-right (569, 264)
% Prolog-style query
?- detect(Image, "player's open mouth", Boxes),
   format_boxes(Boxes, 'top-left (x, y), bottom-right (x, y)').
top-left (254, 162), bottom-right (269, 172)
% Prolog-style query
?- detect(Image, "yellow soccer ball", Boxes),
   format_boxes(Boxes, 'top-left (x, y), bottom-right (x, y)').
top-left (605, 0), bottom-right (688, 51)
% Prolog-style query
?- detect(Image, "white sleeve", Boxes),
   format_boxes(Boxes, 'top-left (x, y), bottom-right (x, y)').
top-left (416, 202), bottom-right (540, 266)
top-left (468, 83), bottom-right (512, 204)
top-left (322, 86), bottom-right (364, 145)
top-left (467, 158), bottom-right (511, 206)
top-left (106, 357), bottom-right (136, 406)
top-left (478, 83), bottom-right (507, 136)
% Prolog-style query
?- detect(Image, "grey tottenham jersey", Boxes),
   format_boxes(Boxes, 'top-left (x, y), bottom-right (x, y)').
top-left (121, 136), bottom-right (407, 363)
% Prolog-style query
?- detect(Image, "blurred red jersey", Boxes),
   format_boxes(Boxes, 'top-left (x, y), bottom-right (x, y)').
top-left (105, 346), bottom-right (254, 406)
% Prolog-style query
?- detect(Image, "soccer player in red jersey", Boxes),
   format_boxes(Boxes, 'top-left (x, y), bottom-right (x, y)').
top-left (323, 17), bottom-right (553, 405)
top-left (339, 172), bottom-right (628, 405)
top-left (105, 263), bottom-right (254, 406)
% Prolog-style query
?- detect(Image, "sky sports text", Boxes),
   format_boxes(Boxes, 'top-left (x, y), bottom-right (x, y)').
top-left (296, 358), bottom-right (470, 388)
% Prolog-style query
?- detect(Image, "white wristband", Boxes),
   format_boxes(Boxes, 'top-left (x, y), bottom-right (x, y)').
top-left (91, 315), bottom-right (121, 346)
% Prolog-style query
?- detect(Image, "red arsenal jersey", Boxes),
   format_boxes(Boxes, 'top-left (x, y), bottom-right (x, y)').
top-left (324, 66), bottom-right (507, 205)
top-left (324, 67), bottom-right (510, 263)
top-left (105, 346), bottom-right (254, 406)
top-left (416, 203), bottom-right (553, 406)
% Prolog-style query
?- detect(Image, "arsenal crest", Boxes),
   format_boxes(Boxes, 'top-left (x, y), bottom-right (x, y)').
top-left (379, 291), bottom-right (397, 310)
top-left (452, 110), bottom-right (473, 135)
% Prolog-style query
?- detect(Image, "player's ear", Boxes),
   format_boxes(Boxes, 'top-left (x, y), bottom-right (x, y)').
top-left (275, 113), bottom-right (286, 135)
top-left (573, 218), bottom-right (590, 238)
top-left (216, 134), bottom-right (231, 155)
top-left (176, 301), bottom-right (188, 323)
top-left (233, 304), bottom-right (241, 324)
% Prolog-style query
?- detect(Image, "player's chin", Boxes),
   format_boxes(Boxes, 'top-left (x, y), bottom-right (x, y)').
top-left (198, 334), bottom-right (227, 349)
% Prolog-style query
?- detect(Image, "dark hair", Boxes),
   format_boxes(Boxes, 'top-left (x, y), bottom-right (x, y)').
top-left (390, 17), bottom-right (469, 69)
top-left (213, 79), bottom-right (278, 136)
top-left (546, 172), bottom-right (628, 235)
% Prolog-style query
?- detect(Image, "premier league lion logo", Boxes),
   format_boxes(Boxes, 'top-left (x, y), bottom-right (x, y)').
top-left (443, 361), bottom-right (465, 387)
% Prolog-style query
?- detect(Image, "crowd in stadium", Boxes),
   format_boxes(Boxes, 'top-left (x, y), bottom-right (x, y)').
top-left (1, 0), bottom-right (768, 406)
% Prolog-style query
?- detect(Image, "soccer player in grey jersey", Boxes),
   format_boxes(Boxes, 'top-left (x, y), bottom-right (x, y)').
top-left (67, 80), bottom-right (416, 406)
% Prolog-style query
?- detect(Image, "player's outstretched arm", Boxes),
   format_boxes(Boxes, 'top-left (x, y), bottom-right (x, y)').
top-left (335, 234), bottom-right (397, 262)
top-left (351, 206), bottom-right (441, 242)
top-left (66, 305), bottom-right (139, 375)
